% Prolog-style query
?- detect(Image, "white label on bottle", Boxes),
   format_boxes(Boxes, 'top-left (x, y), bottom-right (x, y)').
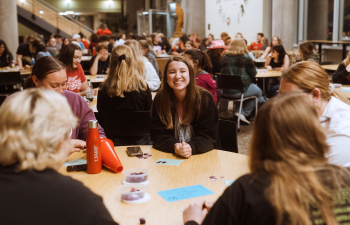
top-left (94, 145), bottom-right (98, 162)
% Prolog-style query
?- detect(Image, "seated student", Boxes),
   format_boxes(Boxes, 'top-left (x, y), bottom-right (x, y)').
top-left (79, 32), bottom-right (90, 50)
top-left (139, 40), bottom-right (160, 76)
top-left (96, 24), bottom-right (112, 36)
top-left (185, 41), bottom-right (195, 50)
top-left (16, 35), bottom-right (34, 68)
top-left (198, 38), bottom-right (209, 52)
top-left (89, 33), bottom-right (99, 52)
top-left (280, 61), bottom-right (350, 167)
top-left (261, 36), bottom-right (283, 59)
top-left (24, 56), bottom-right (105, 152)
top-left (206, 40), bottom-right (227, 75)
top-left (97, 45), bottom-right (152, 146)
top-left (333, 51), bottom-right (350, 85)
top-left (161, 36), bottom-right (172, 54)
top-left (89, 43), bottom-right (110, 75)
top-left (30, 38), bottom-right (52, 61)
top-left (184, 49), bottom-right (218, 104)
top-left (58, 43), bottom-right (92, 96)
top-left (207, 33), bottom-right (214, 45)
top-left (109, 35), bottom-right (118, 48)
top-left (125, 40), bottom-right (161, 91)
top-left (98, 35), bottom-right (110, 52)
top-left (183, 92), bottom-right (350, 225)
top-left (72, 34), bottom-right (85, 50)
top-left (220, 32), bottom-right (229, 42)
top-left (248, 32), bottom-right (264, 51)
top-left (46, 38), bottom-right (57, 57)
top-left (150, 56), bottom-right (220, 158)
top-left (260, 37), bottom-right (269, 50)
top-left (224, 37), bottom-right (232, 47)
top-left (299, 41), bottom-right (319, 63)
top-left (59, 37), bottom-right (70, 55)
top-left (0, 88), bottom-right (118, 225)
top-left (151, 33), bottom-right (163, 50)
top-left (265, 44), bottom-right (290, 96)
top-left (0, 39), bottom-right (14, 68)
top-left (220, 38), bottom-right (265, 124)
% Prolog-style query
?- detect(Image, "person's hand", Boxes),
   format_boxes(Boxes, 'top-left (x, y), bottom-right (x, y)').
top-left (346, 63), bottom-right (350, 72)
top-left (174, 142), bottom-right (192, 158)
top-left (96, 53), bottom-right (102, 59)
top-left (70, 139), bottom-right (86, 154)
top-left (93, 88), bottom-right (98, 96)
top-left (183, 200), bottom-right (208, 225)
top-left (281, 66), bottom-right (285, 72)
top-left (266, 66), bottom-right (272, 71)
top-left (105, 68), bottom-right (109, 74)
top-left (24, 65), bottom-right (31, 69)
top-left (204, 201), bottom-right (215, 211)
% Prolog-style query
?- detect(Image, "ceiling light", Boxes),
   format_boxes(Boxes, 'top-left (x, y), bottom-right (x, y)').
top-left (39, 11), bottom-right (44, 14)
top-left (65, 0), bottom-right (71, 3)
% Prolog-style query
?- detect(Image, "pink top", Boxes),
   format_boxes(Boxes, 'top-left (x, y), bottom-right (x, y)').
top-left (196, 71), bottom-right (218, 104)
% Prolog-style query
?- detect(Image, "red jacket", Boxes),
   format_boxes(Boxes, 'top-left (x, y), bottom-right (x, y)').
top-left (96, 28), bottom-right (112, 36)
top-left (196, 71), bottom-right (218, 104)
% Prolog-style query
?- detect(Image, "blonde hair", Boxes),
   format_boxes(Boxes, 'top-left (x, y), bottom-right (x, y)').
top-left (261, 37), bottom-right (268, 44)
top-left (342, 50), bottom-right (350, 67)
top-left (124, 40), bottom-right (147, 79)
top-left (224, 38), bottom-right (249, 56)
top-left (250, 92), bottom-right (350, 225)
top-left (0, 88), bottom-right (77, 171)
top-left (282, 61), bottom-right (350, 105)
top-left (100, 45), bottom-right (147, 98)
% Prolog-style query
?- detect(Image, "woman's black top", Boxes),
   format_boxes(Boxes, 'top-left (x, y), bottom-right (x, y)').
top-left (0, 164), bottom-right (118, 225)
top-left (0, 51), bottom-right (13, 67)
top-left (89, 55), bottom-right (110, 74)
top-left (186, 169), bottom-right (350, 225)
top-left (268, 58), bottom-right (284, 68)
top-left (208, 54), bottom-right (221, 74)
top-left (333, 63), bottom-right (350, 85)
top-left (153, 42), bottom-right (164, 50)
top-left (150, 89), bottom-right (220, 154)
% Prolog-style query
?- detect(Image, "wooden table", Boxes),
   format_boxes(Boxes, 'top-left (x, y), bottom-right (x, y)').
top-left (255, 70), bottom-right (282, 95)
top-left (0, 68), bottom-right (31, 76)
top-left (59, 146), bottom-right (250, 225)
top-left (253, 59), bottom-right (266, 68)
top-left (81, 56), bottom-right (92, 61)
top-left (86, 75), bottom-right (108, 83)
top-left (321, 64), bottom-right (338, 71)
top-left (336, 85), bottom-right (350, 99)
top-left (307, 40), bottom-right (350, 62)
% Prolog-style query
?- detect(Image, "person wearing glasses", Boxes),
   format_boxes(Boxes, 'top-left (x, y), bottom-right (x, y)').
top-left (279, 61), bottom-right (350, 167)
top-left (183, 92), bottom-right (350, 225)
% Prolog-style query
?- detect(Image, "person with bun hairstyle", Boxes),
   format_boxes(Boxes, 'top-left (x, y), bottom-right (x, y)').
top-left (150, 56), bottom-right (220, 158)
top-left (183, 92), bottom-right (350, 225)
top-left (333, 51), bottom-right (350, 85)
top-left (30, 38), bottom-right (52, 61)
top-left (97, 45), bottom-right (152, 146)
top-left (23, 56), bottom-right (105, 153)
top-left (299, 41), bottom-right (319, 63)
top-left (260, 36), bottom-right (282, 59)
top-left (280, 61), bottom-right (350, 167)
top-left (184, 49), bottom-right (218, 104)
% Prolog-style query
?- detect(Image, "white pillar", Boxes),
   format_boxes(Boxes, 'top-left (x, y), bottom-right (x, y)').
top-left (181, 0), bottom-right (205, 38)
top-left (307, 0), bottom-right (328, 40)
top-left (0, 0), bottom-right (19, 61)
top-left (272, 0), bottom-right (296, 51)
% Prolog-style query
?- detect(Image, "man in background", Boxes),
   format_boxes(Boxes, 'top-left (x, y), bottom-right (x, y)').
top-left (46, 38), bottom-right (57, 57)
top-left (16, 35), bottom-right (34, 68)
top-left (249, 32), bottom-right (264, 50)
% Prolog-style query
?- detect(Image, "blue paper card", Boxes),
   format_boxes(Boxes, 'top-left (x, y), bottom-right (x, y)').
top-left (157, 184), bottom-right (214, 202)
top-left (155, 159), bottom-right (184, 166)
top-left (341, 90), bottom-right (350, 92)
top-left (224, 179), bottom-right (236, 186)
top-left (63, 159), bottom-right (87, 166)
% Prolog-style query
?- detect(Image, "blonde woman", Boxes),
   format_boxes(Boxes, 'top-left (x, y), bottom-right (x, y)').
top-left (260, 36), bottom-right (283, 59)
top-left (183, 92), bottom-right (350, 225)
top-left (333, 51), bottom-right (350, 85)
top-left (0, 89), bottom-right (118, 224)
top-left (220, 38), bottom-right (266, 124)
top-left (124, 40), bottom-right (161, 91)
top-left (97, 45), bottom-right (152, 146)
top-left (280, 61), bottom-right (350, 167)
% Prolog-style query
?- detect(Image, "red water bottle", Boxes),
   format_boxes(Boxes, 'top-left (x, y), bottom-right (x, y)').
top-left (86, 120), bottom-right (102, 174)
top-left (92, 47), bottom-right (96, 56)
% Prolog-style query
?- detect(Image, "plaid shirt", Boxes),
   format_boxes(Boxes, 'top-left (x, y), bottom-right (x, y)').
top-left (220, 54), bottom-right (257, 94)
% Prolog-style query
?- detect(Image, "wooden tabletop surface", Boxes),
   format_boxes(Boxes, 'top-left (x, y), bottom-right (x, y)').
top-left (59, 146), bottom-right (250, 225)
top-left (0, 68), bottom-right (31, 75)
top-left (336, 85), bottom-right (350, 99)
top-left (86, 75), bottom-right (108, 83)
top-left (81, 56), bottom-right (92, 61)
top-left (307, 40), bottom-right (350, 44)
top-left (255, 70), bottom-right (282, 78)
top-left (321, 64), bottom-right (338, 71)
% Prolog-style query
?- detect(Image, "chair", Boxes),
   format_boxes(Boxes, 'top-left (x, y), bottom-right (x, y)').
top-left (0, 72), bottom-right (22, 96)
top-left (216, 89), bottom-right (223, 105)
top-left (99, 110), bottom-right (151, 137)
top-left (216, 74), bottom-right (258, 132)
top-left (218, 119), bottom-right (238, 153)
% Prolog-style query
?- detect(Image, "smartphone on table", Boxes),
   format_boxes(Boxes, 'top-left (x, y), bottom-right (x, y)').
top-left (126, 147), bottom-right (143, 157)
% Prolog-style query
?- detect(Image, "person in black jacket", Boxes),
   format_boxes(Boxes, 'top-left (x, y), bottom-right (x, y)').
top-left (98, 44), bottom-right (152, 146)
top-left (0, 88), bottom-right (118, 225)
top-left (150, 56), bottom-right (220, 158)
top-left (183, 92), bottom-right (350, 225)
top-left (333, 52), bottom-right (350, 85)
top-left (0, 39), bottom-right (14, 68)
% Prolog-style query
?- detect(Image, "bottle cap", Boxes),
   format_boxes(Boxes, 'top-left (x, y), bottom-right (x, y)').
top-left (88, 120), bottom-right (98, 128)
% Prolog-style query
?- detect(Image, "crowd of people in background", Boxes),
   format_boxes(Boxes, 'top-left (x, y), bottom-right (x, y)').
top-left (2, 22), bottom-right (350, 225)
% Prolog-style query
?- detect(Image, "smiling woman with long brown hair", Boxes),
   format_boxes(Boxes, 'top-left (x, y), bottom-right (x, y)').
top-left (150, 56), bottom-right (220, 158)
top-left (183, 92), bottom-right (350, 225)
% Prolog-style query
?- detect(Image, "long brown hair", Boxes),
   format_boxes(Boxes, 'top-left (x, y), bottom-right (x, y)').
top-left (299, 41), bottom-right (317, 61)
top-left (343, 50), bottom-right (350, 67)
top-left (281, 61), bottom-right (350, 105)
top-left (25, 56), bottom-right (65, 88)
top-left (184, 49), bottom-right (213, 75)
top-left (58, 43), bottom-right (81, 72)
top-left (152, 56), bottom-right (204, 129)
top-left (99, 45), bottom-right (147, 98)
top-left (250, 92), bottom-right (350, 225)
